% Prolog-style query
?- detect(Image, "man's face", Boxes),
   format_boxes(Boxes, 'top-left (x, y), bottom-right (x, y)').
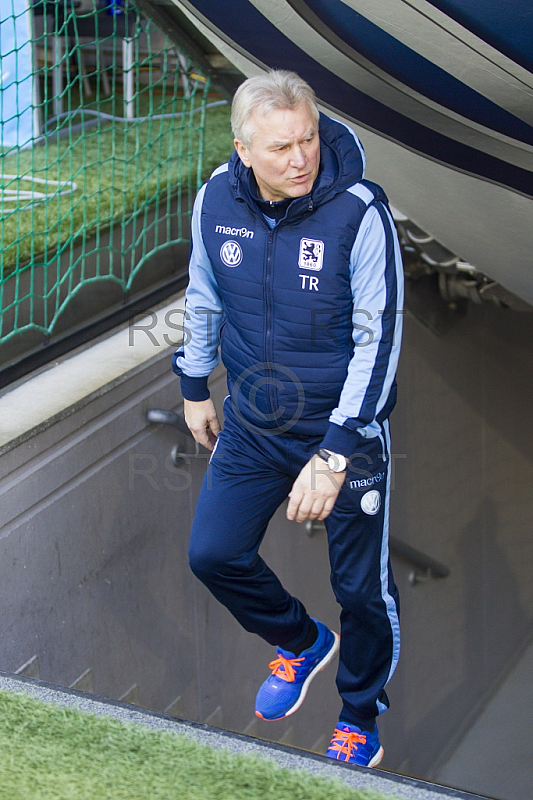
top-left (234, 104), bottom-right (320, 202)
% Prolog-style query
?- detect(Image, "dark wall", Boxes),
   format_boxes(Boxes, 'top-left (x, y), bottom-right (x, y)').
top-left (1, 301), bottom-right (532, 786)
top-left (383, 302), bottom-right (533, 776)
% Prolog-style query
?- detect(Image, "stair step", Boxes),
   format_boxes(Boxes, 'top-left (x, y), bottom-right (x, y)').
top-left (204, 705), bottom-right (223, 727)
top-left (164, 695), bottom-right (184, 718)
top-left (119, 684), bottom-right (140, 705)
top-left (311, 733), bottom-right (328, 754)
top-left (70, 668), bottom-right (93, 693)
top-left (15, 655), bottom-right (40, 680)
top-left (243, 717), bottom-right (260, 737)
top-left (278, 725), bottom-right (294, 745)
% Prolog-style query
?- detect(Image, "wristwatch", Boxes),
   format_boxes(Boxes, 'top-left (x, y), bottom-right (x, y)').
top-left (317, 448), bottom-right (349, 473)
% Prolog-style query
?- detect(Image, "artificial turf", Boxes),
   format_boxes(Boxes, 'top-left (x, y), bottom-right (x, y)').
top-left (0, 689), bottom-right (397, 800)
top-left (0, 99), bottom-right (234, 272)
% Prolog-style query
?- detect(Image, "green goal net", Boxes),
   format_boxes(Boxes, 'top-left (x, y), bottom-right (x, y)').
top-left (0, 0), bottom-right (214, 373)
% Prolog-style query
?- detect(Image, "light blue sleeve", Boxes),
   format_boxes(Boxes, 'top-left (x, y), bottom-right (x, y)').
top-left (328, 196), bottom-right (404, 440)
top-left (175, 183), bottom-right (224, 379)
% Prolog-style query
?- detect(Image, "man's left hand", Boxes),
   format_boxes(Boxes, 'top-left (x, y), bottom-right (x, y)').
top-left (286, 455), bottom-right (345, 523)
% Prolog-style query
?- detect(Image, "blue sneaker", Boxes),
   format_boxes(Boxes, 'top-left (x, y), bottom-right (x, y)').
top-left (255, 619), bottom-right (339, 721)
top-left (325, 721), bottom-right (384, 767)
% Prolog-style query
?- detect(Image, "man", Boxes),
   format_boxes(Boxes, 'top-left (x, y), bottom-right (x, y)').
top-left (172, 70), bottom-right (403, 768)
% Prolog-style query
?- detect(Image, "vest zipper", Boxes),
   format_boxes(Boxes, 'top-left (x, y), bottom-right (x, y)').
top-left (265, 229), bottom-right (277, 420)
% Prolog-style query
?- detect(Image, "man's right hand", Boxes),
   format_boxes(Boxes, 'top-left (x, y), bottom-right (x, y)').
top-left (183, 398), bottom-right (221, 451)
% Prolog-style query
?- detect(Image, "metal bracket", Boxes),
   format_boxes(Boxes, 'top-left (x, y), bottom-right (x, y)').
top-left (408, 568), bottom-right (431, 587)
top-left (146, 408), bottom-right (201, 464)
top-left (304, 519), bottom-right (324, 538)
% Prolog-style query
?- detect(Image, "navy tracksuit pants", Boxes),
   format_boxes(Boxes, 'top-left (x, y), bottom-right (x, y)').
top-left (188, 398), bottom-right (400, 726)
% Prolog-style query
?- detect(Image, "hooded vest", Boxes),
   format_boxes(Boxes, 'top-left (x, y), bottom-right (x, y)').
top-left (187, 114), bottom-right (394, 436)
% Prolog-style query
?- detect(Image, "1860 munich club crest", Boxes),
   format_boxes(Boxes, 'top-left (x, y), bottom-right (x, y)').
top-left (298, 238), bottom-right (324, 271)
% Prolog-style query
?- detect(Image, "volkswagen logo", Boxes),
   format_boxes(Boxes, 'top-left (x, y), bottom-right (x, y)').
top-left (360, 489), bottom-right (381, 515)
top-left (220, 240), bottom-right (243, 267)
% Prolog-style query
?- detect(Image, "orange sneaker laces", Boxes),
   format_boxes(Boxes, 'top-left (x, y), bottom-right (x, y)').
top-left (328, 728), bottom-right (367, 760)
top-left (268, 653), bottom-right (305, 682)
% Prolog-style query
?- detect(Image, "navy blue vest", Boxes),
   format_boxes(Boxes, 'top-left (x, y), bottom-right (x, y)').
top-left (199, 117), bottom-right (387, 435)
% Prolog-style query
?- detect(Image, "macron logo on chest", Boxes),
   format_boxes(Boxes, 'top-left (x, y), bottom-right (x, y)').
top-left (215, 224), bottom-right (254, 239)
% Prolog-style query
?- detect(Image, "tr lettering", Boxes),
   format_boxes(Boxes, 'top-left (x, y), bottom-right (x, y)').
top-left (300, 274), bottom-right (319, 291)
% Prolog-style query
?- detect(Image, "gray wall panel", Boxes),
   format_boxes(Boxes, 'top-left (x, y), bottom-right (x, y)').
top-left (381, 303), bottom-right (533, 776)
top-left (1, 303), bottom-right (533, 791)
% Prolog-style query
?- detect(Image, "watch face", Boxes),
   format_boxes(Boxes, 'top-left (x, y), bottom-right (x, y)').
top-left (328, 454), bottom-right (347, 473)
top-left (317, 449), bottom-right (347, 472)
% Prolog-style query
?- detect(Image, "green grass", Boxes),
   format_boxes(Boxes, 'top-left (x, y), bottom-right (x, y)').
top-left (201, 101), bottom-right (235, 175)
top-left (0, 98), bottom-right (233, 273)
top-left (0, 690), bottom-right (396, 800)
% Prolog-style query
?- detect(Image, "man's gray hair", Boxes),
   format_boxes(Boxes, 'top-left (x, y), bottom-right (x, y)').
top-left (231, 70), bottom-right (319, 147)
